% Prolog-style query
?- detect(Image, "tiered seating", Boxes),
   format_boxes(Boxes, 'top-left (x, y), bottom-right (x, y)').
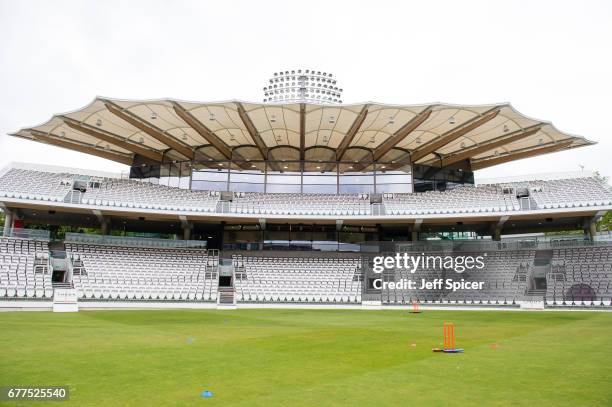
top-left (81, 178), bottom-right (220, 212)
top-left (67, 243), bottom-right (218, 301)
top-left (0, 237), bottom-right (52, 299)
top-left (0, 168), bottom-right (72, 202)
top-left (233, 255), bottom-right (362, 302)
top-left (444, 251), bottom-right (533, 303)
top-left (384, 185), bottom-right (520, 215)
top-left (1, 168), bottom-right (611, 217)
top-left (382, 250), bottom-right (534, 304)
top-left (546, 246), bottom-right (612, 301)
top-left (382, 267), bottom-right (446, 303)
top-left (230, 192), bottom-right (371, 216)
top-left (522, 177), bottom-right (612, 209)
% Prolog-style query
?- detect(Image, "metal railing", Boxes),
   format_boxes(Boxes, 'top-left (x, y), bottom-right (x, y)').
top-left (223, 236), bottom-right (612, 254)
top-left (2, 228), bottom-right (51, 241)
top-left (223, 241), bottom-right (362, 252)
top-left (63, 190), bottom-right (84, 204)
top-left (64, 233), bottom-right (207, 249)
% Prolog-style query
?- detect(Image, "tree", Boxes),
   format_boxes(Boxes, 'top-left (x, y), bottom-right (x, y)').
top-left (599, 211), bottom-right (612, 232)
top-left (594, 172), bottom-right (611, 232)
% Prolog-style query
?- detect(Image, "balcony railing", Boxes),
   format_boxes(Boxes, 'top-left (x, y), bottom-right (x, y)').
top-left (64, 233), bottom-right (207, 249)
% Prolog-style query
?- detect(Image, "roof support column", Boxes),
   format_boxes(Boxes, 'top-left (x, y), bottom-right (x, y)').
top-left (411, 219), bottom-right (423, 241)
top-left (336, 220), bottom-right (343, 232)
top-left (585, 211), bottom-right (607, 241)
top-left (492, 216), bottom-right (509, 241)
top-left (92, 210), bottom-right (109, 235)
top-left (2, 206), bottom-right (14, 237)
top-left (182, 225), bottom-right (192, 241)
top-left (179, 215), bottom-right (193, 240)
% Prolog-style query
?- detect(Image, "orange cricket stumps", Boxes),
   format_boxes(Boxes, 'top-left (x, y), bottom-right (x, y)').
top-left (433, 322), bottom-right (464, 353)
top-left (409, 299), bottom-right (422, 314)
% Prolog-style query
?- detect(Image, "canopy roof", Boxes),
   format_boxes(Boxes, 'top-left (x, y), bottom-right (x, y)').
top-left (10, 98), bottom-right (595, 171)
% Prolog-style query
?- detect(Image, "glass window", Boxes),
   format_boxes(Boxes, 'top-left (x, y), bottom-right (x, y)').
top-left (179, 176), bottom-right (190, 189)
top-left (339, 184), bottom-right (374, 194)
top-left (303, 184), bottom-right (337, 194)
top-left (339, 174), bottom-right (374, 184)
top-left (303, 174), bottom-right (336, 184)
top-left (413, 180), bottom-right (435, 193)
top-left (265, 230), bottom-right (290, 241)
top-left (338, 242), bottom-right (361, 252)
top-left (267, 173), bottom-right (301, 184)
top-left (191, 180), bottom-right (227, 191)
top-left (229, 182), bottom-right (265, 193)
top-left (376, 174), bottom-right (411, 184)
top-left (376, 184), bottom-right (412, 193)
top-left (167, 176), bottom-right (180, 188)
top-left (192, 170), bottom-right (228, 181)
top-left (230, 171), bottom-right (265, 183)
top-left (312, 241), bottom-right (340, 252)
top-left (339, 232), bottom-right (365, 243)
top-left (130, 164), bottom-right (160, 179)
top-left (159, 164), bottom-right (170, 180)
top-left (266, 184), bottom-right (301, 193)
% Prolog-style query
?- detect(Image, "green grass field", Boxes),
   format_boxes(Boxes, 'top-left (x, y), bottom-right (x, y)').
top-left (1, 309), bottom-right (611, 406)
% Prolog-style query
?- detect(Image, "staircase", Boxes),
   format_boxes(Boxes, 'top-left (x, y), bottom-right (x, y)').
top-left (71, 255), bottom-right (87, 276)
top-left (512, 262), bottom-right (528, 282)
top-left (534, 249), bottom-right (553, 266)
top-left (218, 287), bottom-right (235, 306)
top-left (34, 253), bottom-right (50, 274)
top-left (525, 287), bottom-right (546, 296)
top-left (524, 249), bottom-right (553, 298)
top-left (63, 190), bottom-right (84, 204)
top-left (215, 253), bottom-right (236, 308)
top-left (52, 282), bottom-right (73, 289)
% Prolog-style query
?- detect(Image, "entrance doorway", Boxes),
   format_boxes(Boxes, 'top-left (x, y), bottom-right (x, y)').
top-left (219, 275), bottom-right (233, 287)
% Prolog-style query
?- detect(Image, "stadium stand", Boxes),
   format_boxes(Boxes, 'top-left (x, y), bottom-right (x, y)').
top-left (1, 164), bottom-right (611, 309)
top-left (0, 168), bottom-right (72, 202)
top-left (1, 168), bottom-right (611, 216)
top-left (0, 237), bottom-right (53, 299)
top-left (383, 185), bottom-right (521, 215)
top-left (380, 250), bottom-right (534, 305)
top-left (547, 245), bottom-right (612, 303)
top-left (233, 255), bottom-right (363, 303)
top-left (0, 234), bottom-right (611, 307)
top-left (0, 168), bottom-right (220, 212)
top-left (79, 178), bottom-right (220, 212)
top-left (67, 243), bottom-right (219, 301)
top-left (524, 178), bottom-right (612, 209)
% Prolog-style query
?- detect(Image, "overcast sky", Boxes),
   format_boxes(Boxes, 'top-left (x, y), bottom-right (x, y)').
top-left (0, 0), bottom-right (610, 181)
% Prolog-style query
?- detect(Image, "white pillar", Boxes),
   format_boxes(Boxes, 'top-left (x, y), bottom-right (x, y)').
top-left (3, 209), bottom-right (13, 237)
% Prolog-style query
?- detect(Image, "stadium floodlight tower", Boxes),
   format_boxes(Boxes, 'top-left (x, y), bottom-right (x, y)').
top-left (262, 69), bottom-right (343, 104)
